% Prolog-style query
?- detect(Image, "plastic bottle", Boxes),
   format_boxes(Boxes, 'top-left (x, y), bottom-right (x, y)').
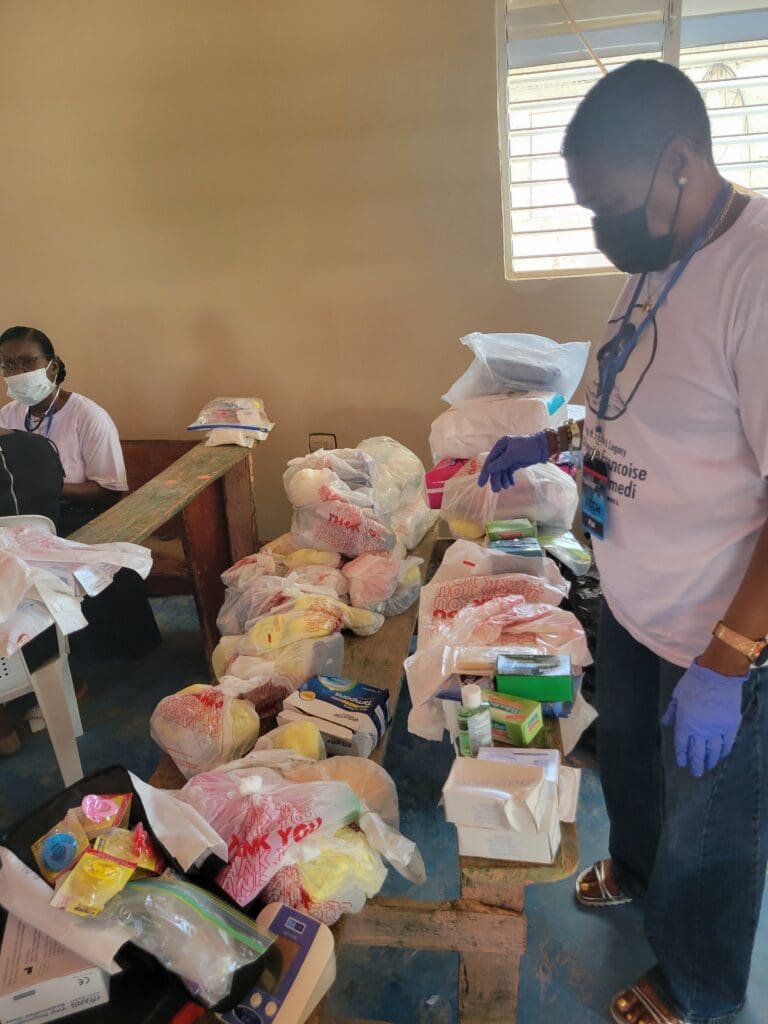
top-left (457, 683), bottom-right (492, 757)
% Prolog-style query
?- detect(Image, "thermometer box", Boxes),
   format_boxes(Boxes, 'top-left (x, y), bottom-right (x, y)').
top-left (0, 915), bottom-right (109, 1024)
top-left (218, 903), bottom-right (335, 1024)
top-left (280, 675), bottom-right (390, 757)
top-left (495, 654), bottom-right (573, 703)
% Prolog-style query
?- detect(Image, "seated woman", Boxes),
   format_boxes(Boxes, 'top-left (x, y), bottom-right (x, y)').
top-left (0, 325), bottom-right (126, 535)
top-left (0, 325), bottom-right (160, 663)
top-left (0, 427), bottom-right (64, 753)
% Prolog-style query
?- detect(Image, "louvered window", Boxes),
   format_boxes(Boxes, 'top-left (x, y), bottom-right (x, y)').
top-left (498, 0), bottom-right (768, 277)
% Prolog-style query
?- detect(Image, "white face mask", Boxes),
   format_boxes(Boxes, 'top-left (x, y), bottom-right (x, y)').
top-left (5, 362), bottom-right (56, 406)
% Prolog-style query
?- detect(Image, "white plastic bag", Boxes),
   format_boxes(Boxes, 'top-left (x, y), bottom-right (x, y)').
top-left (244, 595), bottom-right (383, 654)
top-left (429, 391), bottom-right (568, 461)
top-left (150, 684), bottom-right (261, 778)
top-left (380, 556), bottom-right (423, 616)
top-left (417, 571), bottom-right (568, 650)
top-left (390, 494), bottom-right (439, 551)
top-left (291, 501), bottom-right (396, 557)
top-left (441, 459), bottom-right (578, 538)
top-left (0, 552), bottom-right (31, 623)
top-left (217, 573), bottom-right (342, 637)
top-left (180, 769), bottom-right (361, 907)
top-left (443, 333), bottom-right (590, 405)
top-left (431, 539), bottom-right (566, 590)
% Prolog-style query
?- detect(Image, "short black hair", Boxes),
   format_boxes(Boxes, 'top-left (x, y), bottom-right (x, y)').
top-left (562, 60), bottom-right (713, 169)
top-left (0, 325), bottom-right (67, 384)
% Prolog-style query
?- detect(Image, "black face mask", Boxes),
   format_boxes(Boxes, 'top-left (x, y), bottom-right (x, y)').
top-left (592, 153), bottom-right (684, 274)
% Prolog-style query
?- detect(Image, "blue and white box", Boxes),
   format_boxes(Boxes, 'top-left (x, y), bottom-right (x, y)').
top-left (279, 675), bottom-right (391, 757)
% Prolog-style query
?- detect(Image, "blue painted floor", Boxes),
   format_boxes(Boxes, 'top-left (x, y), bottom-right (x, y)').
top-left (2, 597), bottom-right (767, 1023)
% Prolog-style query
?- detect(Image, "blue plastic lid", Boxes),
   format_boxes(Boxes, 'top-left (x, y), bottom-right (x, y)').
top-left (41, 832), bottom-right (79, 872)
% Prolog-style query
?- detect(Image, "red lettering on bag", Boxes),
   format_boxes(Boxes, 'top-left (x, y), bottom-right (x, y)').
top-left (277, 826), bottom-right (292, 847)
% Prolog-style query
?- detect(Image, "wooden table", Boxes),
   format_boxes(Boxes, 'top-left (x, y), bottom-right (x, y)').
top-left (151, 525), bottom-right (579, 1022)
top-left (71, 442), bottom-right (260, 662)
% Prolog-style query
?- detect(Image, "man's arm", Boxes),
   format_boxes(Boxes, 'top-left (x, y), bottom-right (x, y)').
top-left (698, 517), bottom-right (768, 676)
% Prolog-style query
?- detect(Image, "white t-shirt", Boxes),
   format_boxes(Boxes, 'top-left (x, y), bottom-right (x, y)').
top-left (583, 195), bottom-right (768, 667)
top-left (0, 392), bottom-right (128, 491)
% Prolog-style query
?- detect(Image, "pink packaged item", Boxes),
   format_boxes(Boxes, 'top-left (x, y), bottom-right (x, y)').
top-left (425, 459), bottom-right (468, 510)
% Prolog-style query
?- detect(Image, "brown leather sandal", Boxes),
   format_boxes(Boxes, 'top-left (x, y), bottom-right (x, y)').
top-left (575, 858), bottom-right (633, 907)
top-left (611, 976), bottom-right (686, 1024)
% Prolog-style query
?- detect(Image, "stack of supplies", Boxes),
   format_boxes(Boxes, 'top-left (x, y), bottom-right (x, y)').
top-left (427, 332), bottom-right (588, 514)
top-left (277, 674), bottom-right (391, 758)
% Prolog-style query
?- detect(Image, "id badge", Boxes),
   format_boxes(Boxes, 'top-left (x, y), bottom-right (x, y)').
top-left (582, 454), bottom-right (609, 539)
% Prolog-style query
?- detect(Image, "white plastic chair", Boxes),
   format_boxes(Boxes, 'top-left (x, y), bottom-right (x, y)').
top-left (0, 514), bottom-right (84, 785)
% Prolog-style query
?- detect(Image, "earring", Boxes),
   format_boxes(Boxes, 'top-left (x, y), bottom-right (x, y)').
top-left (678, 176), bottom-right (688, 185)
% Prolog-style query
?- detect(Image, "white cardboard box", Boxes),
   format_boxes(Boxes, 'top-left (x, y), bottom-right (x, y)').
top-left (456, 799), bottom-right (562, 864)
top-left (442, 757), bottom-right (556, 832)
top-left (0, 914), bottom-right (109, 1024)
top-left (477, 747), bottom-right (581, 824)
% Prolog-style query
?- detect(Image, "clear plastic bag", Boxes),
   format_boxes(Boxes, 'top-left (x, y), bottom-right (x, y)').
top-left (342, 553), bottom-right (400, 609)
top-left (291, 501), bottom-right (396, 558)
top-left (103, 877), bottom-right (273, 1007)
top-left (441, 459), bottom-right (578, 538)
top-left (284, 450), bottom-right (377, 508)
top-left (357, 436), bottom-right (426, 517)
top-left (150, 684), bottom-right (260, 779)
top-left (187, 397), bottom-right (273, 439)
top-left (244, 595), bottom-right (383, 654)
top-left (429, 391), bottom-right (567, 461)
top-left (442, 333), bottom-right (590, 405)
top-left (216, 573), bottom-right (342, 637)
top-left (537, 528), bottom-right (594, 576)
top-left (390, 494), bottom-right (439, 550)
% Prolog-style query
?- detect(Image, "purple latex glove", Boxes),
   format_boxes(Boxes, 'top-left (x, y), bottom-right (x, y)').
top-left (477, 433), bottom-right (550, 493)
top-left (661, 660), bottom-right (748, 777)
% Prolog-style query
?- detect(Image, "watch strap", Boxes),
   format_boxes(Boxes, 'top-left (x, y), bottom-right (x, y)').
top-left (713, 620), bottom-right (768, 664)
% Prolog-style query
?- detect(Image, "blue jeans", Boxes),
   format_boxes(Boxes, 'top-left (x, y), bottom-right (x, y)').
top-left (597, 602), bottom-right (768, 1024)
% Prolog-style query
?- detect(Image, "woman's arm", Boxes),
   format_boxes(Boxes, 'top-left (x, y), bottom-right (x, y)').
top-left (544, 418), bottom-right (584, 457)
top-left (62, 481), bottom-right (121, 506)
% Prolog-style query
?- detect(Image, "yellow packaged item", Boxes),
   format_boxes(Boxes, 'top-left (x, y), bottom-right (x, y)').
top-left (256, 721), bottom-right (326, 760)
top-left (94, 824), bottom-right (165, 876)
top-left (212, 635), bottom-right (242, 679)
top-left (32, 811), bottom-right (90, 886)
top-left (246, 595), bottom-right (383, 654)
top-left (76, 793), bottom-right (132, 840)
top-left (50, 849), bottom-right (136, 917)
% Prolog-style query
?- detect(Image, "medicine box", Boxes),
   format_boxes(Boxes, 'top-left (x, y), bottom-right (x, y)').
top-left (456, 800), bottom-right (561, 864)
top-left (480, 689), bottom-right (542, 746)
top-left (281, 674), bottom-right (390, 757)
top-left (485, 518), bottom-right (536, 542)
top-left (487, 537), bottom-right (543, 559)
top-left (442, 757), bottom-right (555, 832)
top-left (495, 653), bottom-right (573, 703)
top-left (0, 915), bottom-right (109, 1024)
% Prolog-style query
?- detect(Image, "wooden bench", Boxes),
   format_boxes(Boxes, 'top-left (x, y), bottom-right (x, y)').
top-left (71, 441), bottom-right (260, 661)
top-left (150, 526), bottom-right (579, 1023)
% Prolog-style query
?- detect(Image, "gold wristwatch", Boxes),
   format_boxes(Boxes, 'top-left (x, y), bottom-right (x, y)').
top-left (712, 621), bottom-right (768, 667)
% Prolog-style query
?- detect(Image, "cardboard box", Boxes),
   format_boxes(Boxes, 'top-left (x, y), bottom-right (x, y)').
top-left (281, 674), bottom-right (390, 757)
top-left (456, 800), bottom-right (561, 864)
top-left (478, 747), bottom-right (582, 824)
top-left (442, 757), bottom-right (556, 832)
top-left (480, 689), bottom-right (542, 746)
top-left (487, 538), bottom-right (543, 559)
top-left (0, 915), bottom-right (109, 1024)
top-left (496, 653), bottom-right (573, 703)
top-left (485, 518), bottom-right (536, 542)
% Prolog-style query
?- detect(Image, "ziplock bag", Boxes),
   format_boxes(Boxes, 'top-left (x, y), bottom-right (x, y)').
top-left (104, 877), bottom-right (273, 1008)
top-left (442, 333), bottom-right (590, 405)
top-left (187, 397), bottom-right (273, 438)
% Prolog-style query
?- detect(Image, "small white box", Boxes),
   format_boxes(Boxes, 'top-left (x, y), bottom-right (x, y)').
top-left (0, 915), bottom-right (110, 1024)
top-left (442, 757), bottom-right (556, 832)
top-left (456, 800), bottom-right (562, 864)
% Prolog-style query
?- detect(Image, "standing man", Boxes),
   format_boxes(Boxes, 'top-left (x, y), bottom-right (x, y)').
top-left (479, 60), bottom-right (768, 1024)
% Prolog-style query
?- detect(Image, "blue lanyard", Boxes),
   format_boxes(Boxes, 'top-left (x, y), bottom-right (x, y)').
top-left (24, 395), bottom-right (59, 436)
top-left (596, 181), bottom-right (732, 420)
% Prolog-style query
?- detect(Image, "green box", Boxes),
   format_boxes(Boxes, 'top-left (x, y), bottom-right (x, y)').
top-left (480, 689), bottom-right (543, 746)
top-left (495, 654), bottom-right (573, 703)
top-left (486, 518), bottom-right (537, 542)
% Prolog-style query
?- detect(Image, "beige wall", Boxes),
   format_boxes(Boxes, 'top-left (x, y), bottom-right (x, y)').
top-left (0, 0), bottom-right (620, 539)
